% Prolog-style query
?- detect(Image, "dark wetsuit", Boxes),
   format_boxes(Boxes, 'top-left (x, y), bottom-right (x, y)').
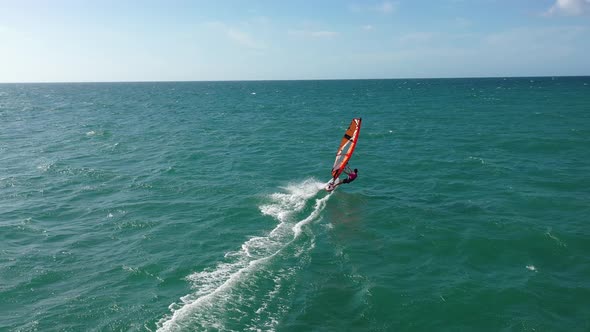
top-left (342, 171), bottom-right (357, 184)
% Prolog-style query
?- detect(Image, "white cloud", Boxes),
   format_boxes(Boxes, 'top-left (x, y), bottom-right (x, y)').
top-left (453, 17), bottom-right (472, 29)
top-left (203, 21), bottom-right (266, 50)
top-left (226, 28), bottom-right (265, 49)
top-left (311, 31), bottom-right (338, 38)
top-left (546, 0), bottom-right (590, 16)
top-left (349, 1), bottom-right (397, 14)
top-left (362, 25), bottom-right (375, 31)
top-left (399, 32), bottom-right (436, 44)
top-left (479, 26), bottom-right (588, 75)
top-left (374, 1), bottom-right (396, 14)
top-left (288, 29), bottom-right (338, 38)
top-left (343, 25), bottom-right (589, 78)
top-left (484, 26), bottom-right (587, 48)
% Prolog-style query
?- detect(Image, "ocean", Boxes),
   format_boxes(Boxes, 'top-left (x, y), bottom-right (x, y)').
top-left (1, 77), bottom-right (589, 331)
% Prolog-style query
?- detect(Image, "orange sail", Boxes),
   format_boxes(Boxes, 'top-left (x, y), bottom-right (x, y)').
top-left (331, 118), bottom-right (362, 179)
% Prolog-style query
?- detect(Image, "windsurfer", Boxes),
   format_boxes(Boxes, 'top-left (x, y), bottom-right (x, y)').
top-left (333, 167), bottom-right (358, 188)
top-left (342, 167), bottom-right (358, 183)
top-left (325, 117), bottom-right (362, 192)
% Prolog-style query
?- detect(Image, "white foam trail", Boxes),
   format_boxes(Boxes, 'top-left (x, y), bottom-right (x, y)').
top-left (260, 178), bottom-right (324, 222)
top-left (156, 179), bottom-right (330, 331)
top-left (158, 252), bottom-right (278, 331)
top-left (292, 194), bottom-right (330, 238)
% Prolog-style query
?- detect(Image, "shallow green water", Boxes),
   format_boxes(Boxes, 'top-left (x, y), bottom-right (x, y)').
top-left (1, 78), bottom-right (589, 331)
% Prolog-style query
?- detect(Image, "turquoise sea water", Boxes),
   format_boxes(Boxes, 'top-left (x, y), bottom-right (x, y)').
top-left (1, 77), bottom-right (589, 331)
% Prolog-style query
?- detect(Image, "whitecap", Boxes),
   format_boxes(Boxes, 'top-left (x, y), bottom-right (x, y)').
top-left (36, 160), bottom-right (55, 172)
top-left (468, 156), bottom-right (485, 164)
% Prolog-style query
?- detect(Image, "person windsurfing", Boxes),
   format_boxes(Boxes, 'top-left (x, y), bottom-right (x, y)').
top-left (333, 167), bottom-right (358, 188)
top-left (343, 167), bottom-right (358, 183)
top-left (325, 117), bottom-right (362, 192)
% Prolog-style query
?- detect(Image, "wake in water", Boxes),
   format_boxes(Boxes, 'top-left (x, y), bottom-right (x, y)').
top-left (156, 179), bottom-right (330, 331)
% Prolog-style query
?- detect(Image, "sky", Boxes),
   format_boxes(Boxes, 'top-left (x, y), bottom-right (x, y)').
top-left (0, 0), bottom-right (589, 82)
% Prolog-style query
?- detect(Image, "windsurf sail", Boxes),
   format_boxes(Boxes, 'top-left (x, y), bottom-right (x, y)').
top-left (331, 118), bottom-right (362, 179)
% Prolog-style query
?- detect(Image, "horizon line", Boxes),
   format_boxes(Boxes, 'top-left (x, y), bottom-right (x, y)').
top-left (1, 74), bottom-right (589, 85)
